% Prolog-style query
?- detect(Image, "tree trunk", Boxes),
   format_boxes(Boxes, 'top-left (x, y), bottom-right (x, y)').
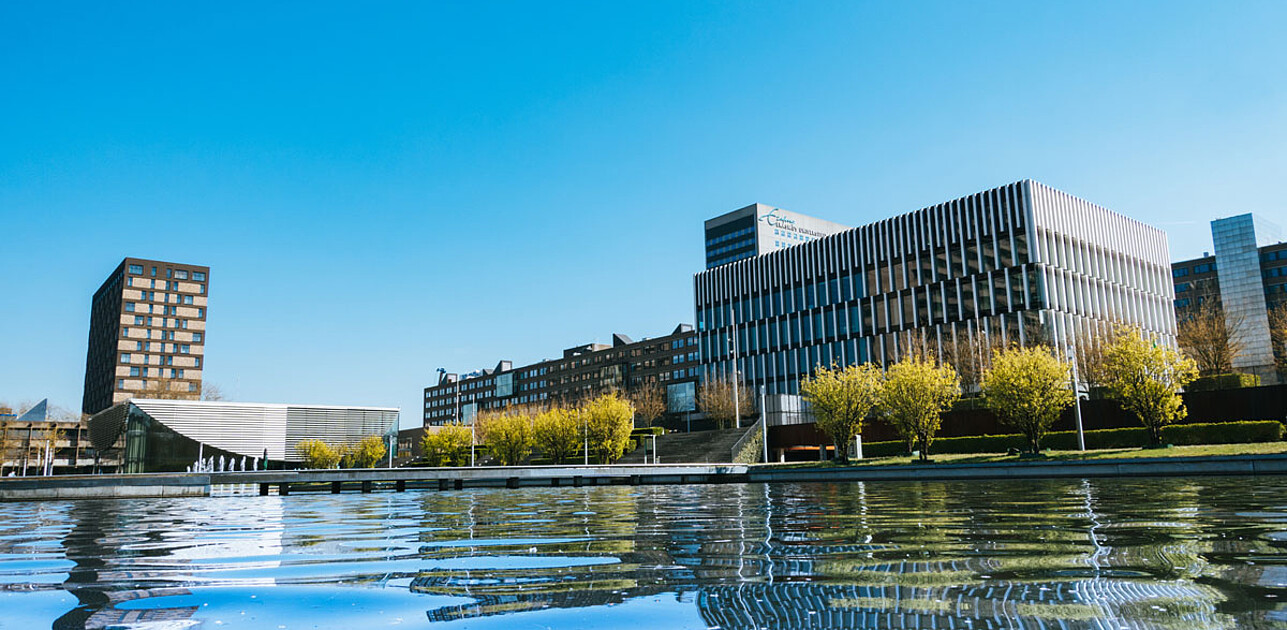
top-left (917, 434), bottom-right (929, 462)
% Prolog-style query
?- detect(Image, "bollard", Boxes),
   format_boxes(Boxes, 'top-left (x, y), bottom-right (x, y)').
top-left (361, 480), bottom-right (372, 494)
top-left (438, 479), bottom-right (450, 491)
top-left (395, 480), bottom-right (406, 492)
top-left (453, 479), bottom-right (463, 490)
top-left (331, 481), bottom-right (342, 494)
top-left (506, 477), bottom-right (519, 489)
top-left (259, 483), bottom-right (269, 496)
top-left (279, 483), bottom-right (290, 496)
top-left (573, 475), bottom-right (583, 487)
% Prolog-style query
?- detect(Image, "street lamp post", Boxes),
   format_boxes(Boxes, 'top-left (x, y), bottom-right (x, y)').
top-left (1067, 343), bottom-right (1086, 451)
top-left (760, 385), bottom-right (768, 463)
top-left (730, 307), bottom-right (740, 429)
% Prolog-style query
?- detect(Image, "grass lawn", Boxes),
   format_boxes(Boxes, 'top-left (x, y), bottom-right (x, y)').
top-left (762, 441), bottom-right (1287, 468)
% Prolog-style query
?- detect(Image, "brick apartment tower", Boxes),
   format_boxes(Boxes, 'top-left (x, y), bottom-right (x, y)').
top-left (82, 258), bottom-right (210, 415)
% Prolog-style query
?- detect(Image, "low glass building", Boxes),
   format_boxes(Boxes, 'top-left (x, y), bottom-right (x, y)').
top-left (88, 399), bottom-right (399, 472)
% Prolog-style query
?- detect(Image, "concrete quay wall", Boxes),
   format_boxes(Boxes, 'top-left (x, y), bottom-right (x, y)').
top-left (4, 454), bottom-right (1287, 501)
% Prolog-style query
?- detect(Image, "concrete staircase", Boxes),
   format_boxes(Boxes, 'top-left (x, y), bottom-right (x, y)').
top-left (618, 426), bottom-right (754, 464)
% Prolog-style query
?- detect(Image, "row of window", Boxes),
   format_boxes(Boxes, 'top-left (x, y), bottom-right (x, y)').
top-left (1263, 249), bottom-right (1287, 263)
top-left (121, 324), bottom-right (201, 338)
top-left (116, 379), bottom-right (199, 392)
top-left (131, 310), bottom-right (203, 326)
top-left (126, 301), bottom-right (194, 315)
top-left (128, 277), bottom-right (206, 293)
top-left (707, 237), bottom-right (756, 258)
top-left (1173, 262), bottom-right (1217, 277)
top-left (125, 367), bottom-right (187, 378)
top-left (773, 228), bottom-right (815, 243)
top-left (121, 350), bottom-right (200, 363)
top-left (705, 225), bottom-right (755, 248)
top-left (127, 264), bottom-right (206, 282)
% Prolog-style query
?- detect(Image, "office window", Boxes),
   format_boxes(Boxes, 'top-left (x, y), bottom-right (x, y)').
top-left (167, 268), bottom-right (173, 278)
top-left (134, 316), bottom-right (145, 325)
top-left (124, 303), bottom-right (135, 312)
top-left (183, 295), bottom-right (193, 305)
top-left (193, 272), bottom-right (206, 281)
top-left (175, 270), bottom-right (189, 280)
top-left (197, 308), bottom-right (204, 318)
top-left (117, 379), bottom-right (125, 389)
top-left (120, 353), bottom-right (130, 364)
top-left (128, 264), bottom-right (143, 274)
top-left (130, 367), bottom-right (141, 377)
top-left (189, 383), bottom-right (198, 392)
top-left (151, 266), bottom-right (157, 277)
top-left (194, 357), bottom-right (201, 368)
top-left (121, 327), bottom-right (129, 337)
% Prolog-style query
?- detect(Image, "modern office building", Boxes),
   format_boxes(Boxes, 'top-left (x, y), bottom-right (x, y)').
top-left (695, 180), bottom-right (1175, 395)
top-left (705, 204), bottom-right (851, 269)
top-left (1172, 214), bottom-right (1287, 382)
top-left (82, 258), bottom-right (210, 415)
top-left (87, 399), bottom-right (400, 472)
top-left (424, 325), bottom-right (700, 427)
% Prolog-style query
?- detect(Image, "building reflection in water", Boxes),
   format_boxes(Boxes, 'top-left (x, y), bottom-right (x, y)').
top-left (49, 497), bottom-right (284, 629)
top-left (407, 480), bottom-right (1269, 628)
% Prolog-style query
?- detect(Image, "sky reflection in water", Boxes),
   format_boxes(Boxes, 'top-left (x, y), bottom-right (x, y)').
top-left (1, 477), bottom-right (1286, 629)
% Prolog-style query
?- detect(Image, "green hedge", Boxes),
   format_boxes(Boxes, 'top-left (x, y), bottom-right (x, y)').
top-left (1187, 373), bottom-right (1261, 392)
top-left (860, 421), bottom-right (1283, 457)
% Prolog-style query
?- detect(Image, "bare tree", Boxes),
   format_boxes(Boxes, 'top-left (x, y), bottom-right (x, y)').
top-left (1177, 299), bottom-right (1245, 376)
top-left (696, 374), bottom-right (753, 430)
top-left (939, 330), bottom-right (1003, 394)
top-left (628, 381), bottom-right (666, 428)
top-left (1072, 327), bottom-right (1114, 389)
top-left (0, 420), bottom-right (15, 476)
top-left (200, 382), bottom-right (226, 401)
top-left (1270, 303), bottom-right (1287, 374)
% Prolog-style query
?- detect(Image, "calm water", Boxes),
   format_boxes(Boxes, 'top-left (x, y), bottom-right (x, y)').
top-left (2, 478), bottom-right (1287, 629)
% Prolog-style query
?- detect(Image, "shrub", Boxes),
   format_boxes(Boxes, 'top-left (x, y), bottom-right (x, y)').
top-left (1186, 373), bottom-right (1261, 392)
top-left (858, 421), bottom-right (1283, 457)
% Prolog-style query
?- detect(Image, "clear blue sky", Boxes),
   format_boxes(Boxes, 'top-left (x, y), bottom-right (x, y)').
top-left (2, 2), bottom-right (1284, 427)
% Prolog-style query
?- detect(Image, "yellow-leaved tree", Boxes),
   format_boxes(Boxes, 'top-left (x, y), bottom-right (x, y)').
top-left (479, 410), bottom-right (534, 466)
top-left (420, 423), bottom-right (473, 467)
top-left (346, 435), bottom-right (387, 468)
top-left (881, 357), bottom-right (960, 462)
top-left (295, 439), bottom-right (341, 469)
top-left (800, 363), bottom-right (883, 464)
top-left (1101, 327), bottom-right (1198, 446)
top-left (533, 407), bottom-right (581, 465)
top-left (981, 346), bottom-right (1075, 453)
top-left (582, 393), bottom-right (634, 464)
